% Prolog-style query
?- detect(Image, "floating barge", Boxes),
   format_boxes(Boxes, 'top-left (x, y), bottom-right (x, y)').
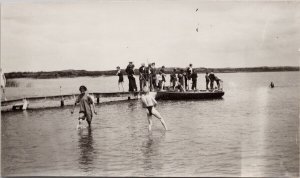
top-left (155, 90), bottom-right (225, 100)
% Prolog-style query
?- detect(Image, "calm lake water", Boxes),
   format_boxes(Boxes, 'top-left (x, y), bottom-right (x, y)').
top-left (1, 72), bottom-right (299, 176)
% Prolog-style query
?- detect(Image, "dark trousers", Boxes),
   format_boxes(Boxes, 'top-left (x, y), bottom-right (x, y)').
top-left (192, 80), bottom-right (197, 90)
top-left (210, 80), bottom-right (214, 89)
top-left (185, 77), bottom-right (188, 89)
top-left (128, 75), bottom-right (137, 92)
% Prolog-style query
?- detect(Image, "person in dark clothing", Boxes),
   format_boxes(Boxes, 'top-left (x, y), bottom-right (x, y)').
top-left (125, 62), bottom-right (137, 92)
top-left (116, 66), bottom-right (124, 92)
top-left (208, 71), bottom-right (216, 90)
top-left (270, 82), bottom-right (274, 88)
top-left (150, 63), bottom-right (157, 91)
top-left (191, 70), bottom-right (198, 90)
top-left (186, 64), bottom-right (193, 90)
top-left (139, 63), bottom-right (146, 91)
top-left (170, 69), bottom-right (177, 89)
top-left (183, 71), bottom-right (188, 90)
top-left (205, 72), bottom-right (209, 90)
top-left (145, 64), bottom-right (151, 89)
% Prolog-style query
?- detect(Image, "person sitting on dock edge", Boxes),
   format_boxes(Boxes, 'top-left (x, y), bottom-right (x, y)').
top-left (141, 87), bottom-right (168, 131)
top-left (177, 70), bottom-right (186, 92)
top-left (71, 85), bottom-right (97, 128)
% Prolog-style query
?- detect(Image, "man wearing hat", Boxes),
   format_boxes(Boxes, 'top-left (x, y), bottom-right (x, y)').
top-left (125, 61), bottom-right (137, 92)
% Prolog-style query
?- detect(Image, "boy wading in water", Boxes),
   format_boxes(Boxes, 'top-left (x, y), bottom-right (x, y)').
top-left (71, 85), bottom-right (97, 128)
top-left (141, 87), bottom-right (168, 131)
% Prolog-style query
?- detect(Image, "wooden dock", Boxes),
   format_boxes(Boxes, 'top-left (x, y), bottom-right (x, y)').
top-left (1, 91), bottom-right (144, 112)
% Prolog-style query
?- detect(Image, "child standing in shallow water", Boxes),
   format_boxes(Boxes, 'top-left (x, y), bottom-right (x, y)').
top-left (141, 87), bottom-right (168, 131)
top-left (71, 85), bottom-right (97, 127)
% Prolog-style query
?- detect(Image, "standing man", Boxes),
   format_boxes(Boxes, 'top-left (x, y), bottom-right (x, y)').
top-left (0, 68), bottom-right (7, 101)
top-left (145, 64), bottom-right (152, 90)
top-left (170, 68), bottom-right (177, 89)
top-left (208, 71), bottom-right (216, 90)
top-left (125, 62), bottom-right (137, 92)
top-left (191, 70), bottom-right (198, 90)
top-left (139, 63), bottom-right (146, 91)
top-left (150, 63), bottom-right (157, 91)
top-left (186, 64), bottom-right (193, 90)
top-left (205, 72), bottom-right (210, 90)
top-left (183, 70), bottom-right (188, 91)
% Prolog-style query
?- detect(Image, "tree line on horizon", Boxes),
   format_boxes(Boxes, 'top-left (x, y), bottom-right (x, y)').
top-left (4, 66), bottom-right (299, 79)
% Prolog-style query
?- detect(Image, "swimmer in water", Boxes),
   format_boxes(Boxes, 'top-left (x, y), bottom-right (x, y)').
top-left (71, 85), bottom-right (97, 128)
top-left (141, 87), bottom-right (168, 131)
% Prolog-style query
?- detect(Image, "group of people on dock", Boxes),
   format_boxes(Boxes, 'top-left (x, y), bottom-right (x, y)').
top-left (116, 62), bottom-right (223, 92)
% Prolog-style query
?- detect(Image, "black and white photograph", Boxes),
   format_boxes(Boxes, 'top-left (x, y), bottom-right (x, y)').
top-left (0, 0), bottom-right (299, 177)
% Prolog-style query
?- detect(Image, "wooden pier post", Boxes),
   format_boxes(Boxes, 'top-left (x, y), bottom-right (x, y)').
top-left (60, 98), bottom-right (64, 107)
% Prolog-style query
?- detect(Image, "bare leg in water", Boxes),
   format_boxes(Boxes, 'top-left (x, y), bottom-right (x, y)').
top-left (147, 114), bottom-right (153, 131)
top-left (147, 107), bottom-right (168, 131)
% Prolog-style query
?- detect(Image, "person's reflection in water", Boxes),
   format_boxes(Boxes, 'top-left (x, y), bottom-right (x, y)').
top-left (78, 127), bottom-right (95, 173)
top-left (141, 132), bottom-right (166, 176)
top-left (128, 101), bottom-right (138, 112)
top-left (22, 110), bottom-right (29, 119)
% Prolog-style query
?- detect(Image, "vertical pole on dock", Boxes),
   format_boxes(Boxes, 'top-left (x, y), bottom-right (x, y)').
top-left (60, 86), bottom-right (64, 107)
top-left (60, 97), bottom-right (64, 107)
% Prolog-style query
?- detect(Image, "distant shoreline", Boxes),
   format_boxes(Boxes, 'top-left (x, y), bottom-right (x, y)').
top-left (5, 66), bottom-right (299, 79)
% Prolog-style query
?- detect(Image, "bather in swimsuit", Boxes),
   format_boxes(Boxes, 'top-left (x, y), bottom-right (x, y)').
top-left (146, 106), bottom-right (153, 116)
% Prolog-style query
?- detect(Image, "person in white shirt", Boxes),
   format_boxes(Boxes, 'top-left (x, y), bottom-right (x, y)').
top-left (186, 63), bottom-right (193, 90)
top-left (141, 87), bottom-right (168, 131)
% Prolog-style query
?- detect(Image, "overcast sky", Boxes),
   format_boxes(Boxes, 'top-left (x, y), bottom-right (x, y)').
top-left (1, 0), bottom-right (299, 72)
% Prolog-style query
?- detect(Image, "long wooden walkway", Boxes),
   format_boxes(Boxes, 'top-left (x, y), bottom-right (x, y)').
top-left (1, 91), bottom-right (142, 111)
